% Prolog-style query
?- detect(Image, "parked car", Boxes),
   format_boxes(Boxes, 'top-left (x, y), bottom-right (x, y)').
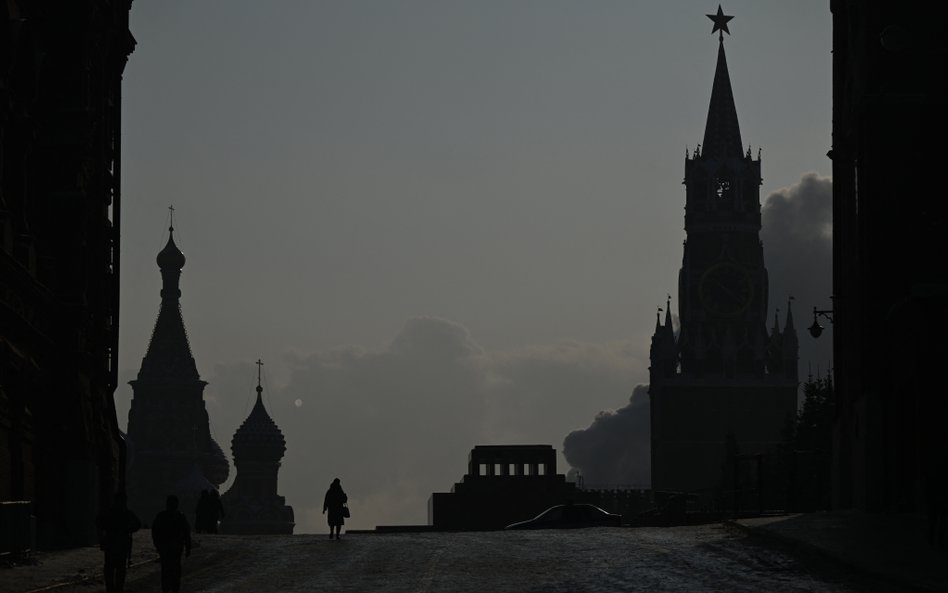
top-left (504, 503), bottom-right (622, 530)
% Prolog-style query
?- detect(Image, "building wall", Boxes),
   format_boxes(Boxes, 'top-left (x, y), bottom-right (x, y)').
top-left (650, 382), bottom-right (796, 493)
top-left (0, 1), bottom-right (134, 547)
top-left (830, 0), bottom-right (948, 512)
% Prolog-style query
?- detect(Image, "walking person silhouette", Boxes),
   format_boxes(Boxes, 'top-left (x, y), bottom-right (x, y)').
top-left (322, 478), bottom-right (348, 539)
top-left (207, 490), bottom-right (225, 533)
top-left (194, 490), bottom-right (210, 534)
top-left (96, 492), bottom-right (141, 593)
top-left (151, 495), bottom-right (192, 593)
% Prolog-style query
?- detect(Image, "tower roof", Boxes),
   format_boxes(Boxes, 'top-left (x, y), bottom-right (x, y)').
top-left (232, 361), bottom-right (286, 456)
top-left (136, 225), bottom-right (200, 383)
top-left (701, 12), bottom-right (744, 160)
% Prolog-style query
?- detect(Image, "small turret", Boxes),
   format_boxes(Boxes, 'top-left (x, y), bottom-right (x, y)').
top-left (782, 298), bottom-right (799, 381)
top-left (649, 306), bottom-right (666, 385)
top-left (221, 360), bottom-right (294, 534)
top-left (650, 297), bottom-right (679, 383)
top-left (766, 308), bottom-right (783, 376)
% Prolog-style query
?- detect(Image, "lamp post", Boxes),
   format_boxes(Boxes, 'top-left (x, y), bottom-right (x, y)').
top-left (809, 302), bottom-right (835, 339)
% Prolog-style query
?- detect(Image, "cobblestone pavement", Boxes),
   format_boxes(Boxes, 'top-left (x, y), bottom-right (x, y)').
top-left (13, 524), bottom-right (902, 593)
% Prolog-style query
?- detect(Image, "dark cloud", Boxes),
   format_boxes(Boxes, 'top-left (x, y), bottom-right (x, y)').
top-left (562, 385), bottom-right (651, 488)
top-left (761, 173), bottom-right (833, 374)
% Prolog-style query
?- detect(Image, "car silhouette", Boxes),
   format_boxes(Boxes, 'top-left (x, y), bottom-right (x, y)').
top-left (504, 503), bottom-right (623, 530)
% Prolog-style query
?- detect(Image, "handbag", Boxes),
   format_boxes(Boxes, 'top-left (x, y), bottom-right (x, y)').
top-left (342, 504), bottom-right (351, 518)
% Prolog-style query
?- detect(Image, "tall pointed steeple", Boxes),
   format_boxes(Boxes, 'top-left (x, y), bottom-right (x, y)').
top-left (126, 211), bottom-right (229, 524)
top-left (648, 7), bottom-right (798, 498)
top-left (139, 212), bottom-right (199, 382)
top-left (702, 8), bottom-right (743, 160)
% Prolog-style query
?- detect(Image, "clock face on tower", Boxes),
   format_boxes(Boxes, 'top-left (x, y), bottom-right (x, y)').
top-left (699, 262), bottom-right (753, 316)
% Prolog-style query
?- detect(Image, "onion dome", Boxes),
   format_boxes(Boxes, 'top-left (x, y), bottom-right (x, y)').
top-left (156, 227), bottom-right (186, 270)
top-left (231, 371), bottom-right (286, 462)
top-left (201, 438), bottom-right (231, 487)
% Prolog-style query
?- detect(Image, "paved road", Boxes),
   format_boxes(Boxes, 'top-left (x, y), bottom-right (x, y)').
top-left (51, 524), bottom-right (896, 593)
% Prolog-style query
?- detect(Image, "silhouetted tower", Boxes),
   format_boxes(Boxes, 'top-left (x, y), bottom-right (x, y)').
top-left (648, 7), bottom-right (798, 496)
top-left (221, 360), bottom-right (294, 534)
top-left (126, 214), bottom-right (229, 521)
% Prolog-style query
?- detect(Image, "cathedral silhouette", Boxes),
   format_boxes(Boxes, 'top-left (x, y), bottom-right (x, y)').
top-left (125, 220), bottom-right (230, 522)
top-left (648, 8), bottom-right (798, 497)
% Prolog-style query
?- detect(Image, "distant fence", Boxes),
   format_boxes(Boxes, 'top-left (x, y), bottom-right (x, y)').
top-left (569, 449), bottom-right (830, 522)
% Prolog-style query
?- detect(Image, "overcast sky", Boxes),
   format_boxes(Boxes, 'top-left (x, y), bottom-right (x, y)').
top-left (117, 2), bottom-right (832, 530)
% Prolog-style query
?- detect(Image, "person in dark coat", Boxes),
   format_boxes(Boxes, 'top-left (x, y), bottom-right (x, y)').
top-left (151, 495), bottom-right (192, 593)
top-left (96, 492), bottom-right (141, 593)
top-left (207, 490), bottom-right (224, 533)
top-left (322, 478), bottom-right (348, 539)
top-left (194, 490), bottom-right (210, 534)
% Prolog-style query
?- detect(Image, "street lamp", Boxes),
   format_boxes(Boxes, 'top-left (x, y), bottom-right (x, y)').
top-left (809, 305), bottom-right (835, 338)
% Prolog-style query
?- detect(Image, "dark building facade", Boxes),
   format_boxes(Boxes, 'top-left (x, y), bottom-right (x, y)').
top-left (221, 362), bottom-right (294, 535)
top-left (0, 1), bottom-right (134, 547)
top-left (125, 227), bottom-right (229, 522)
top-left (648, 16), bottom-right (798, 497)
top-left (429, 445), bottom-right (582, 530)
top-left (829, 1), bottom-right (948, 512)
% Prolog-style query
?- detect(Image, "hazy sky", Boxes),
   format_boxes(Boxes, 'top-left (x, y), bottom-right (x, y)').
top-left (117, 2), bottom-right (832, 530)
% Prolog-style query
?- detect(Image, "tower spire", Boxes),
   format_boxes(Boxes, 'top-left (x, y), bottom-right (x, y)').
top-left (702, 7), bottom-right (743, 160)
top-left (139, 216), bottom-right (198, 382)
top-left (784, 296), bottom-right (797, 333)
top-left (255, 359), bottom-right (264, 404)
